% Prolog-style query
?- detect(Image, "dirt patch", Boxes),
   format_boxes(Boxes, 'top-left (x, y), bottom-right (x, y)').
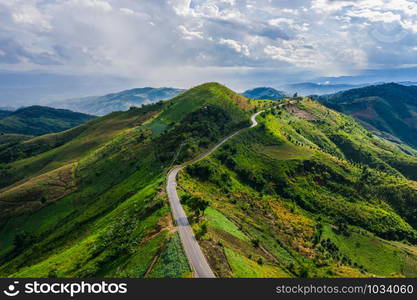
top-left (285, 104), bottom-right (316, 120)
top-left (199, 239), bottom-right (232, 278)
top-left (209, 227), bottom-right (270, 261)
top-left (352, 105), bottom-right (378, 119)
top-left (141, 214), bottom-right (176, 245)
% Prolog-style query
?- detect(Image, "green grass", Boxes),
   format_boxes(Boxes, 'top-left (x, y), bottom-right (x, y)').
top-left (0, 82), bottom-right (255, 278)
top-left (224, 247), bottom-right (289, 278)
top-left (321, 224), bottom-right (417, 277)
top-left (254, 143), bottom-right (312, 160)
top-left (178, 96), bottom-right (417, 278)
top-left (142, 119), bottom-right (168, 135)
top-left (147, 233), bottom-right (191, 278)
top-left (205, 207), bottom-right (250, 241)
top-left (0, 194), bottom-right (75, 256)
top-left (98, 231), bottom-right (168, 278)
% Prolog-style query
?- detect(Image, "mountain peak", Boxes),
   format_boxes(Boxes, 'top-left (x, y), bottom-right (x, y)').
top-left (242, 87), bottom-right (287, 100)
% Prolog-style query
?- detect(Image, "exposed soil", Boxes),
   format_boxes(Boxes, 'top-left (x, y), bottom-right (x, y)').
top-left (199, 239), bottom-right (232, 278)
top-left (285, 104), bottom-right (316, 120)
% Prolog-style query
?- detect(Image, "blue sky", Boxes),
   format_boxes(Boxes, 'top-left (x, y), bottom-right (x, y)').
top-left (1, 0), bottom-right (417, 102)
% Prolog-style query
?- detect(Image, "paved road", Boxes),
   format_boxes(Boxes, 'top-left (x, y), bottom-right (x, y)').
top-left (166, 111), bottom-right (263, 278)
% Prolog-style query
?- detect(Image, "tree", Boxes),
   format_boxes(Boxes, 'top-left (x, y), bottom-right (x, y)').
top-left (13, 231), bottom-right (37, 251)
top-left (187, 196), bottom-right (209, 221)
top-left (195, 222), bottom-right (208, 240)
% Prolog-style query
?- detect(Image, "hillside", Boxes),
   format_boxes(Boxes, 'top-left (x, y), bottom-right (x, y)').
top-left (52, 87), bottom-right (186, 115)
top-left (242, 87), bottom-right (287, 100)
top-left (0, 83), bottom-right (258, 278)
top-left (0, 110), bottom-right (12, 118)
top-left (177, 97), bottom-right (417, 278)
top-left (2, 83), bottom-right (417, 278)
top-left (0, 106), bottom-right (95, 136)
top-left (319, 83), bottom-right (417, 149)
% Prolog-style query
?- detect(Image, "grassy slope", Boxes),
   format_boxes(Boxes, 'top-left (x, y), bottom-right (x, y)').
top-left (178, 97), bottom-right (417, 278)
top-left (319, 83), bottom-right (417, 149)
top-left (0, 82), bottom-right (257, 278)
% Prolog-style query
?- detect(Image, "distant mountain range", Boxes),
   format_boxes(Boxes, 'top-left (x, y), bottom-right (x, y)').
top-left (50, 87), bottom-right (186, 115)
top-left (241, 87), bottom-right (288, 100)
top-left (319, 83), bottom-right (417, 149)
top-left (281, 82), bottom-right (368, 96)
top-left (0, 105), bottom-right (95, 136)
top-left (282, 81), bottom-right (417, 96)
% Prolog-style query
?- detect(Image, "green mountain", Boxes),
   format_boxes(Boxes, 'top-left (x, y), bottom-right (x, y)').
top-left (242, 87), bottom-right (287, 100)
top-left (52, 87), bottom-right (186, 116)
top-left (1, 83), bottom-right (417, 278)
top-left (0, 106), bottom-right (95, 136)
top-left (178, 97), bottom-right (417, 278)
top-left (0, 83), bottom-right (256, 278)
top-left (0, 110), bottom-right (12, 118)
top-left (319, 83), bottom-right (417, 149)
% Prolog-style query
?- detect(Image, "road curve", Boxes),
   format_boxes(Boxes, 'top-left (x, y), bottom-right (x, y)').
top-left (166, 111), bottom-right (263, 278)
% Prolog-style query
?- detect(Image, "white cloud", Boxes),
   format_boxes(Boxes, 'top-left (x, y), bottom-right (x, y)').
top-left (0, 0), bottom-right (416, 90)
top-left (12, 4), bottom-right (52, 31)
top-left (69, 0), bottom-right (113, 12)
top-left (119, 8), bottom-right (134, 15)
top-left (219, 38), bottom-right (250, 56)
top-left (178, 25), bottom-right (204, 40)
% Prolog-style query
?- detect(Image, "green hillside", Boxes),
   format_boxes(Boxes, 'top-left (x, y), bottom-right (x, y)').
top-left (52, 87), bottom-right (186, 116)
top-left (0, 83), bottom-right (257, 278)
top-left (177, 97), bottom-right (417, 278)
top-left (0, 106), bottom-right (95, 136)
top-left (0, 110), bottom-right (12, 118)
top-left (319, 83), bottom-right (417, 149)
top-left (2, 83), bottom-right (417, 278)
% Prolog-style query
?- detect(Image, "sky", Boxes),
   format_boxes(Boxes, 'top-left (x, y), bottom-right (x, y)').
top-left (1, 0), bottom-right (417, 103)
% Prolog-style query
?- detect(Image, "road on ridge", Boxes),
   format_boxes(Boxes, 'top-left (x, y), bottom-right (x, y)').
top-left (166, 111), bottom-right (263, 278)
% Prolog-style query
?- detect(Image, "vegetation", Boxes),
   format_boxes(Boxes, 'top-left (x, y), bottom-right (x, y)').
top-left (0, 106), bottom-right (95, 136)
top-left (147, 233), bottom-right (191, 278)
top-left (0, 82), bottom-right (257, 278)
top-left (178, 96), bottom-right (417, 278)
top-left (2, 82), bottom-right (417, 278)
top-left (319, 83), bottom-right (417, 149)
top-left (242, 87), bottom-right (287, 101)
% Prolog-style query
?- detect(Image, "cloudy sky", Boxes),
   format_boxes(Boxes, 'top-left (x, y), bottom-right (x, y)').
top-left (1, 0), bottom-right (417, 102)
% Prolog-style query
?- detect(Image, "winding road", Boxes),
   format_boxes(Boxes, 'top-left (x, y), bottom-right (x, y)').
top-left (166, 111), bottom-right (263, 278)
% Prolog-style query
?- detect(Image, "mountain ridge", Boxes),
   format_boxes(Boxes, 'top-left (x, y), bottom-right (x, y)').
top-left (51, 87), bottom-right (186, 115)
top-left (0, 105), bottom-right (95, 136)
top-left (242, 87), bottom-right (287, 100)
top-left (319, 83), bottom-right (417, 149)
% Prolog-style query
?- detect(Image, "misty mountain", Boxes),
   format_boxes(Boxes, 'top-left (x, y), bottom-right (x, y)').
top-left (282, 82), bottom-right (369, 96)
top-left (50, 87), bottom-right (186, 115)
top-left (0, 70), bottom-right (134, 107)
